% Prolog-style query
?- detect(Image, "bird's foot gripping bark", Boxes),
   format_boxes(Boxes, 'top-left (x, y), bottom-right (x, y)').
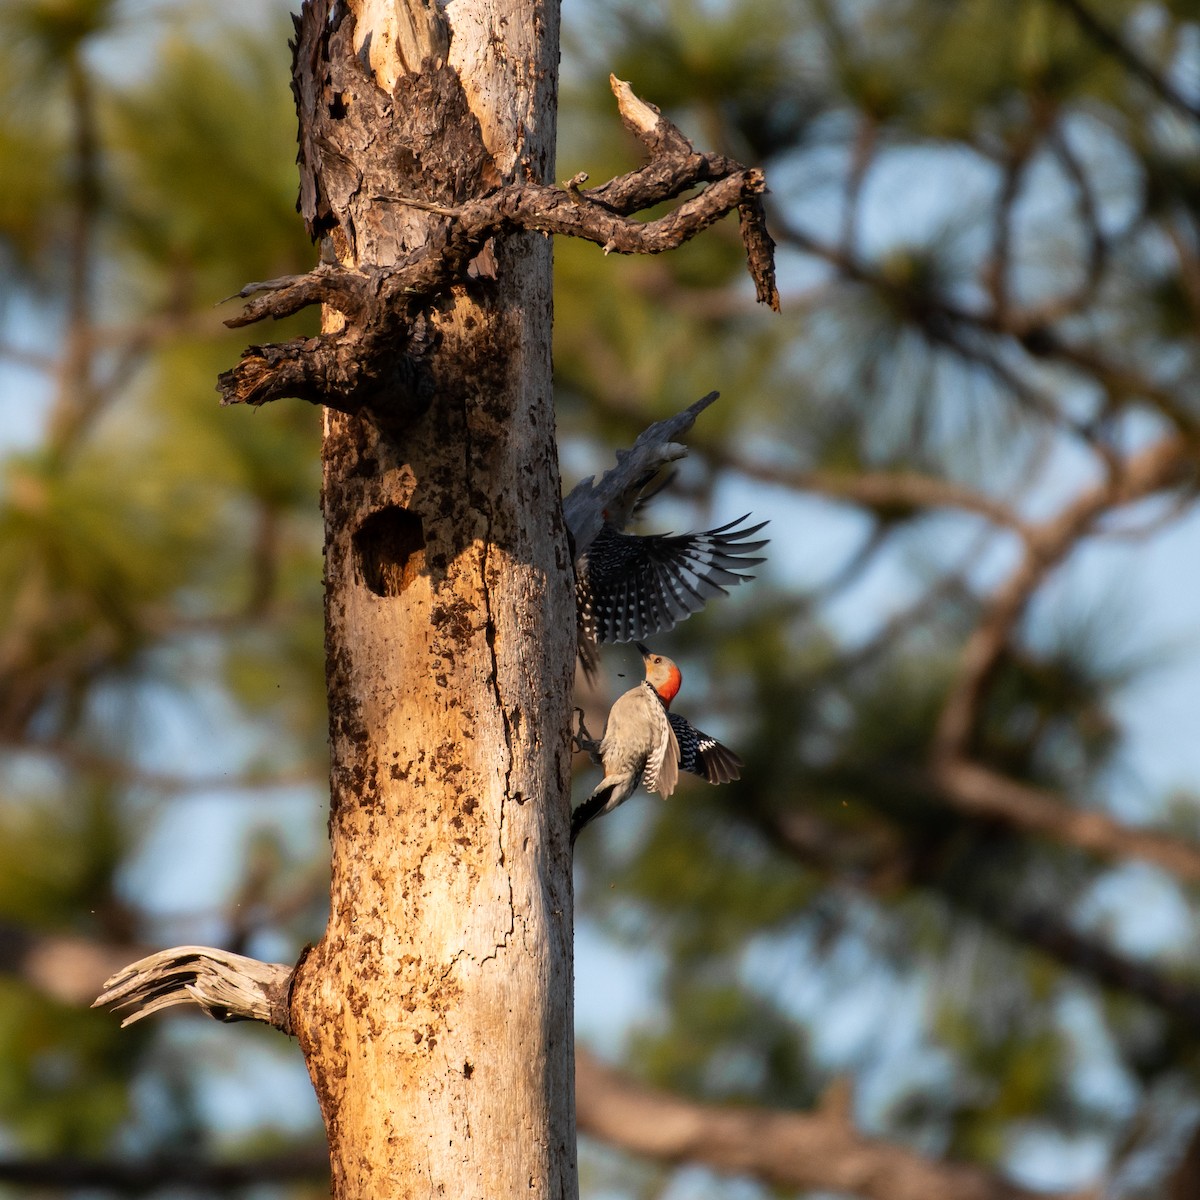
top-left (573, 707), bottom-right (603, 764)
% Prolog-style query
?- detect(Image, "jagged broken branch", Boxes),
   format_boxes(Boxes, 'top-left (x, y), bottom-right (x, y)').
top-left (93, 946), bottom-right (296, 1031)
top-left (217, 76), bottom-right (777, 414)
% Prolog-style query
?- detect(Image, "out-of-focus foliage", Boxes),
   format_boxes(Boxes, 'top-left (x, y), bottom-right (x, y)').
top-left (560, 0), bottom-right (1200, 1196)
top-left (2, 0), bottom-right (1200, 1197)
top-left (0, 0), bottom-right (327, 1168)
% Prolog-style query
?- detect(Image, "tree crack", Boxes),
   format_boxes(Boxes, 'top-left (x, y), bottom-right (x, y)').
top-left (462, 388), bottom-right (517, 969)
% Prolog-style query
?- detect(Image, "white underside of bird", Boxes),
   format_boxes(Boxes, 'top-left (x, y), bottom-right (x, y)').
top-left (572, 681), bottom-right (678, 842)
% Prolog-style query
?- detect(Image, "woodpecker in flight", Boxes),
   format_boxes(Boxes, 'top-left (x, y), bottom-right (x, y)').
top-left (574, 474), bottom-right (767, 676)
top-left (571, 643), bottom-right (743, 844)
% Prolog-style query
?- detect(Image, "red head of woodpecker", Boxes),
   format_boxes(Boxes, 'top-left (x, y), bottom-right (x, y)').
top-left (570, 641), bottom-right (744, 844)
top-left (636, 642), bottom-right (682, 708)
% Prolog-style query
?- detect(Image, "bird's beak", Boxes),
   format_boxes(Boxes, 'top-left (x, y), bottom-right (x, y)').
top-left (635, 642), bottom-right (651, 658)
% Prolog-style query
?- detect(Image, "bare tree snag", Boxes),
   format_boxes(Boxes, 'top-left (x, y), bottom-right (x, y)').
top-left (260, 2), bottom-right (581, 1197)
top-left (93, 387), bottom-right (740, 1190)
top-left (99, 1), bottom-right (777, 1196)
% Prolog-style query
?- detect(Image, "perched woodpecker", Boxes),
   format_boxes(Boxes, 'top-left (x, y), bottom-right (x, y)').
top-left (574, 474), bottom-right (768, 675)
top-left (571, 644), bottom-right (744, 844)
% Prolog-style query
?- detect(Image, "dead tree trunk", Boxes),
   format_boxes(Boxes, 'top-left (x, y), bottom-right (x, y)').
top-left (95, 2), bottom-right (776, 1195)
top-left (281, 2), bottom-right (576, 1197)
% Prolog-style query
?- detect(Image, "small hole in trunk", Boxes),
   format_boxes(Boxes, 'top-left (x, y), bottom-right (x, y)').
top-left (354, 506), bottom-right (425, 596)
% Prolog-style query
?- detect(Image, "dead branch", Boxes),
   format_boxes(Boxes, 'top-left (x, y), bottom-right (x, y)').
top-left (217, 329), bottom-right (434, 414)
top-left (223, 266), bottom-right (373, 327)
top-left (93, 946), bottom-right (296, 1030)
top-left (575, 1049), bottom-right (1093, 1200)
top-left (593, 78), bottom-right (778, 307)
top-left (218, 74), bottom-right (776, 413)
top-left (933, 435), bottom-right (1195, 762)
top-left (927, 760), bottom-right (1200, 884)
top-left (451, 168), bottom-right (766, 257)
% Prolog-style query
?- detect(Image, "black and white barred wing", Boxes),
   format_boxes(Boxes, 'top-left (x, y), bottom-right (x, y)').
top-left (578, 514), bottom-right (768, 645)
top-left (668, 712), bottom-right (743, 785)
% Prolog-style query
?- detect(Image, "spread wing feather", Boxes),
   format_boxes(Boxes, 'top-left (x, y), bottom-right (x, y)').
top-left (582, 516), bottom-right (768, 645)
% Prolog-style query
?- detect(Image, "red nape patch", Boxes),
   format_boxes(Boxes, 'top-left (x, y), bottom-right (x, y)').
top-left (656, 665), bottom-right (682, 706)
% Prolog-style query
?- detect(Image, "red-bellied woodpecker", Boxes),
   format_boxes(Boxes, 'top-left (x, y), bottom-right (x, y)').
top-left (571, 643), bottom-right (744, 844)
top-left (574, 474), bottom-right (767, 676)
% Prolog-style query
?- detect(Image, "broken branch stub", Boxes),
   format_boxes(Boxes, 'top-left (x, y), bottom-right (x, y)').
top-left (93, 946), bottom-right (296, 1031)
top-left (218, 39), bottom-right (777, 415)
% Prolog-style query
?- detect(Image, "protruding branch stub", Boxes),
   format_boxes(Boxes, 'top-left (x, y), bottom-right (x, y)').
top-left (563, 390), bottom-right (721, 559)
top-left (609, 74), bottom-right (691, 157)
top-left (93, 946), bottom-right (296, 1032)
top-left (610, 75), bottom-right (660, 135)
